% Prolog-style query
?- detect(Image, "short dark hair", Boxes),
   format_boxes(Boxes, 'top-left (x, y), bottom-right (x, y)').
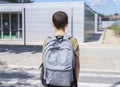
top-left (52, 11), bottom-right (68, 29)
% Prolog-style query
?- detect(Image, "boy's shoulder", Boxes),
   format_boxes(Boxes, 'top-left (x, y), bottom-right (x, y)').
top-left (70, 36), bottom-right (79, 56)
top-left (70, 36), bottom-right (77, 41)
top-left (43, 36), bottom-right (79, 47)
top-left (70, 36), bottom-right (79, 46)
top-left (43, 37), bottom-right (51, 47)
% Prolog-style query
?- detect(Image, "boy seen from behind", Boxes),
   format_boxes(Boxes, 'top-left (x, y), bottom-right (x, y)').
top-left (41, 11), bottom-right (80, 87)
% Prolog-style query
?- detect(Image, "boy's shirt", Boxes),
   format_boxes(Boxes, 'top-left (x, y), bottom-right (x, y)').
top-left (69, 36), bottom-right (80, 57)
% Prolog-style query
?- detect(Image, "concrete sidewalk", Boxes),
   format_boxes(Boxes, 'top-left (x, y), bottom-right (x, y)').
top-left (0, 30), bottom-right (120, 73)
top-left (103, 29), bottom-right (120, 44)
top-left (0, 45), bottom-right (42, 69)
top-left (80, 30), bottom-right (120, 72)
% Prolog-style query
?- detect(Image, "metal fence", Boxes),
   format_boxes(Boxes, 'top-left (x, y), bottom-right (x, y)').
top-left (114, 20), bottom-right (120, 26)
top-left (102, 20), bottom-right (120, 28)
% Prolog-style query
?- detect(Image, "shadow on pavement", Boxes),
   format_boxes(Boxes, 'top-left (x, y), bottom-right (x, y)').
top-left (85, 33), bottom-right (102, 42)
top-left (0, 68), bottom-right (34, 79)
top-left (0, 45), bottom-right (42, 54)
top-left (0, 68), bottom-right (40, 87)
top-left (110, 81), bottom-right (120, 87)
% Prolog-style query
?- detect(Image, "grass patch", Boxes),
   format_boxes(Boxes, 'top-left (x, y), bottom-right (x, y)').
top-left (107, 24), bottom-right (120, 37)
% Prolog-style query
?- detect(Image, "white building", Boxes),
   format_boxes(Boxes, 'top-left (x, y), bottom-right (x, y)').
top-left (0, 2), bottom-right (99, 45)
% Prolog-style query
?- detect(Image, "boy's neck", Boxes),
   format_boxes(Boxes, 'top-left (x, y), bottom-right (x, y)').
top-left (55, 29), bottom-right (65, 36)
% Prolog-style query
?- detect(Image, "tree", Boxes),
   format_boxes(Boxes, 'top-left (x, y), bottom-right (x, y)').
top-left (98, 13), bottom-right (110, 21)
top-left (102, 16), bottom-right (110, 21)
top-left (114, 13), bottom-right (119, 16)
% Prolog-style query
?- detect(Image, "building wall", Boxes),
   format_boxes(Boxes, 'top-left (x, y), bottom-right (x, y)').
top-left (25, 7), bottom-right (72, 45)
top-left (73, 4), bottom-right (84, 43)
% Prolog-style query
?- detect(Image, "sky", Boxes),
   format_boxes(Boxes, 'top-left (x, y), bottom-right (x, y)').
top-left (34, 0), bottom-right (120, 15)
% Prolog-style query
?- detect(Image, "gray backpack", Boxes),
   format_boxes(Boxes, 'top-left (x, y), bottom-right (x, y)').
top-left (43, 35), bottom-right (75, 86)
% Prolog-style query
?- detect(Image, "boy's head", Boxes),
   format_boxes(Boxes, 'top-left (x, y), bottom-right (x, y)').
top-left (52, 11), bottom-right (68, 30)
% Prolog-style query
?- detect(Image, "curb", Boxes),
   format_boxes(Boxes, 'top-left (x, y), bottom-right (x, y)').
top-left (81, 69), bottom-right (120, 73)
top-left (7, 65), bottom-right (40, 69)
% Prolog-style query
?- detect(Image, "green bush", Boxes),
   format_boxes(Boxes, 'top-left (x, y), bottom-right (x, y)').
top-left (108, 24), bottom-right (118, 30)
top-left (108, 24), bottom-right (120, 37)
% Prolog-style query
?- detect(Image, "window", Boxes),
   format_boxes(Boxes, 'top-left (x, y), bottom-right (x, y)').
top-left (0, 14), bottom-right (1, 28)
top-left (3, 13), bottom-right (10, 38)
top-left (19, 13), bottom-right (22, 28)
top-left (19, 13), bottom-right (22, 39)
top-left (0, 30), bottom-right (2, 39)
top-left (0, 14), bottom-right (1, 39)
top-left (11, 13), bottom-right (18, 38)
top-left (0, 12), bottom-right (22, 39)
top-left (19, 30), bottom-right (22, 38)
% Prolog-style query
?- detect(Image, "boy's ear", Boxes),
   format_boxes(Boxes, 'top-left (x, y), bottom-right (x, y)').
top-left (51, 22), bottom-right (55, 27)
top-left (64, 23), bottom-right (68, 28)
